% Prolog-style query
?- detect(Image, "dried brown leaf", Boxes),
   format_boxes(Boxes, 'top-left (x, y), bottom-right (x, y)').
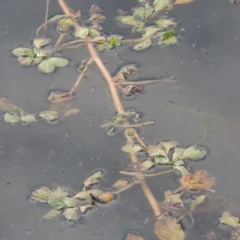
top-left (84, 171), bottom-right (103, 188)
top-left (98, 192), bottom-right (115, 203)
top-left (180, 170), bottom-right (215, 191)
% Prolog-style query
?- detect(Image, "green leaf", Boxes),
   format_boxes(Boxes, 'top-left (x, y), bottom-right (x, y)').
top-left (38, 59), bottom-right (55, 73)
top-left (48, 57), bottom-right (69, 68)
top-left (220, 211), bottom-right (239, 227)
top-left (39, 111), bottom-right (59, 122)
top-left (182, 146), bottom-right (207, 161)
top-left (158, 30), bottom-right (177, 46)
top-left (142, 26), bottom-right (161, 38)
top-left (4, 112), bottom-right (20, 124)
top-left (33, 38), bottom-right (52, 49)
top-left (33, 58), bottom-right (43, 65)
top-left (153, 0), bottom-right (173, 13)
top-left (63, 207), bottom-right (81, 221)
top-left (160, 141), bottom-right (178, 154)
top-left (133, 7), bottom-right (146, 21)
top-left (96, 43), bottom-right (105, 52)
top-left (93, 36), bottom-right (106, 43)
top-left (89, 28), bottom-right (101, 38)
top-left (189, 195), bottom-right (206, 212)
top-left (173, 165), bottom-right (189, 176)
top-left (63, 197), bottom-right (81, 207)
top-left (117, 16), bottom-right (139, 26)
top-left (12, 47), bottom-right (35, 58)
top-left (21, 113), bottom-right (37, 124)
top-left (147, 145), bottom-right (167, 157)
top-left (172, 147), bottom-right (185, 161)
top-left (47, 187), bottom-right (68, 209)
top-left (18, 57), bottom-right (34, 66)
top-left (31, 186), bottom-right (52, 203)
top-left (144, 4), bottom-right (154, 19)
top-left (133, 38), bottom-right (151, 51)
top-left (57, 17), bottom-right (75, 33)
top-left (74, 27), bottom-right (89, 39)
top-left (140, 159), bottom-right (155, 170)
top-left (121, 143), bottom-right (142, 153)
top-left (155, 18), bottom-right (177, 28)
top-left (43, 209), bottom-right (62, 219)
top-left (154, 156), bottom-right (170, 164)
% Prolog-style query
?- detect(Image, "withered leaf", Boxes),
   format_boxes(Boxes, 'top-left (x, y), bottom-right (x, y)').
top-left (182, 146), bottom-right (207, 161)
top-left (84, 171), bottom-right (103, 188)
top-left (163, 190), bottom-right (184, 208)
top-left (47, 91), bottom-right (73, 104)
top-left (73, 189), bottom-right (103, 200)
top-left (154, 217), bottom-right (185, 240)
top-left (180, 170), bottom-right (215, 191)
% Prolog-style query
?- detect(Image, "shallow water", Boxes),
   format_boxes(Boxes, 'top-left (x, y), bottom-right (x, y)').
top-left (0, 0), bottom-right (240, 239)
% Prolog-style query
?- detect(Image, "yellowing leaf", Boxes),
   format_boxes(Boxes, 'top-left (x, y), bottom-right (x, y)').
top-left (112, 179), bottom-right (129, 189)
top-left (43, 209), bottom-right (62, 219)
top-left (121, 144), bottom-right (142, 153)
top-left (126, 233), bottom-right (145, 240)
top-left (154, 217), bottom-right (185, 240)
top-left (220, 211), bottom-right (239, 227)
top-left (98, 192), bottom-right (115, 203)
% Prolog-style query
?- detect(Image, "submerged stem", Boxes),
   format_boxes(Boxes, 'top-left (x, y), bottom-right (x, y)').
top-left (58, 0), bottom-right (162, 218)
top-left (69, 58), bottom-right (93, 95)
top-left (54, 33), bottom-right (65, 47)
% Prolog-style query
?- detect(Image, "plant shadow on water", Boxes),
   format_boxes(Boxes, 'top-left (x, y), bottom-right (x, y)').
top-left (0, 0), bottom-right (240, 239)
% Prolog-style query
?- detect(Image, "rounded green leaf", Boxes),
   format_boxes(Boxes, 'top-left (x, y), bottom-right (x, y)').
top-left (154, 156), bottom-right (170, 164)
top-left (74, 27), bottom-right (89, 39)
top-left (97, 44), bottom-right (105, 52)
top-left (4, 112), bottom-right (20, 124)
top-left (182, 146), bottom-right (207, 161)
top-left (39, 110), bottom-right (59, 122)
top-left (12, 47), bottom-right (34, 57)
top-left (142, 26), bottom-right (161, 38)
top-left (21, 113), bottom-right (37, 124)
top-left (153, 0), bottom-right (173, 13)
top-left (63, 197), bottom-right (80, 207)
top-left (158, 30), bottom-right (177, 46)
top-left (48, 57), bottom-right (69, 68)
top-left (89, 28), bottom-right (101, 37)
top-left (38, 59), bottom-right (55, 73)
top-left (133, 38), bottom-right (151, 51)
top-left (117, 16), bottom-right (139, 26)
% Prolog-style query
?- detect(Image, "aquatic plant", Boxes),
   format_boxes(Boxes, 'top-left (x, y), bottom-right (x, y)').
top-left (5, 0), bottom-right (240, 239)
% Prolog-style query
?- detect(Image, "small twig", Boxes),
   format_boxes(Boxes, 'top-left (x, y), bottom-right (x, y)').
top-left (56, 39), bottom-right (87, 49)
top-left (118, 79), bottom-right (162, 85)
top-left (114, 120), bottom-right (155, 128)
top-left (69, 58), bottom-right (94, 95)
top-left (43, 0), bottom-right (50, 36)
top-left (54, 33), bottom-right (65, 47)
